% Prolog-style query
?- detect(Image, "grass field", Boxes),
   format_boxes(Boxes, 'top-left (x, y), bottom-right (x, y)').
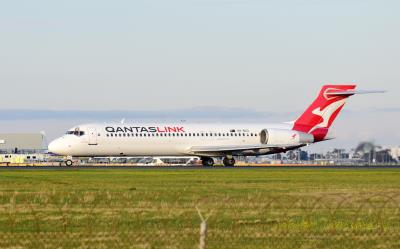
top-left (1, 168), bottom-right (400, 248)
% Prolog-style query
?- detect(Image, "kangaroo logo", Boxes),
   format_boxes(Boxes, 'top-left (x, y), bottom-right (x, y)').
top-left (308, 98), bottom-right (347, 133)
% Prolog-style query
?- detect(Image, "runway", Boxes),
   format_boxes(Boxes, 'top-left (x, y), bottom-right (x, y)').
top-left (1, 165), bottom-right (400, 170)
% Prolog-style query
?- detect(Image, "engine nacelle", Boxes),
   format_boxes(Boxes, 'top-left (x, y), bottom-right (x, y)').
top-left (260, 129), bottom-right (314, 145)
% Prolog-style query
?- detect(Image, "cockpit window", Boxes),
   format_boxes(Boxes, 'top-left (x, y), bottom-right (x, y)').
top-left (66, 128), bottom-right (85, 136)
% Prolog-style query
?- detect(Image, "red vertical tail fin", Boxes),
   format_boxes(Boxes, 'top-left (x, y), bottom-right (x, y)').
top-left (292, 85), bottom-right (356, 142)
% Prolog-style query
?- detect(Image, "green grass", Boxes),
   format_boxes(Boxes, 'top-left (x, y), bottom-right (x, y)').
top-left (1, 168), bottom-right (400, 248)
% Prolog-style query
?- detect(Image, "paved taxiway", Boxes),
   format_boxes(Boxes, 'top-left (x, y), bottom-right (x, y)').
top-left (0, 166), bottom-right (399, 170)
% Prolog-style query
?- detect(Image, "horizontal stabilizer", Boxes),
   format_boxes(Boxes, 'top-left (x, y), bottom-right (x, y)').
top-left (326, 90), bottom-right (386, 96)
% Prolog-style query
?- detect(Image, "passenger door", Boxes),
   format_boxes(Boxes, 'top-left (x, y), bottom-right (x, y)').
top-left (88, 128), bottom-right (98, 145)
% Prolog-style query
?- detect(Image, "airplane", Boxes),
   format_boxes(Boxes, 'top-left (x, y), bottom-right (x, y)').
top-left (48, 85), bottom-right (384, 167)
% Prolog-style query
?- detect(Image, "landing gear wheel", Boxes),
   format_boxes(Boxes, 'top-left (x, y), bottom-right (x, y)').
top-left (65, 160), bottom-right (73, 167)
top-left (201, 157), bottom-right (214, 167)
top-left (223, 157), bottom-right (236, 167)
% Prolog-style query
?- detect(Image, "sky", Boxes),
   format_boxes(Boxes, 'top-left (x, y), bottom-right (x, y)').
top-left (0, 0), bottom-right (399, 150)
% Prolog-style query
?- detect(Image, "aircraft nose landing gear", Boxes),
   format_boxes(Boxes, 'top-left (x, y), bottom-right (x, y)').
top-left (64, 156), bottom-right (74, 167)
top-left (65, 159), bottom-right (73, 167)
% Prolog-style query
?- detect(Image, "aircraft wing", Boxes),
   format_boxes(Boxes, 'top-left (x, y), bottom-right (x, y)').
top-left (190, 144), bottom-right (305, 155)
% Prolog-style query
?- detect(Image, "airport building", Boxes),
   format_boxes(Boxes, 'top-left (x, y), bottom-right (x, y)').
top-left (0, 133), bottom-right (47, 154)
top-left (390, 147), bottom-right (400, 161)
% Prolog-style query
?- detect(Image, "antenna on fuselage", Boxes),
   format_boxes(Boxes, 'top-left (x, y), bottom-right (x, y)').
top-left (121, 118), bottom-right (125, 124)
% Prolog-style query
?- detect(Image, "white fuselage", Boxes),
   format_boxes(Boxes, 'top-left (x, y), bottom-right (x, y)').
top-left (48, 122), bottom-right (298, 157)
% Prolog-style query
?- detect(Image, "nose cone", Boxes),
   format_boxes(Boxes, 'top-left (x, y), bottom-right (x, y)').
top-left (48, 138), bottom-right (68, 155)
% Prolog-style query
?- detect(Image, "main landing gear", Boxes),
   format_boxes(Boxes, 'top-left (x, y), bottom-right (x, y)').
top-left (223, 157), bottom-right (236, 167)
top-left (201, 157), bottom-right (214, 167)
top-left (201, 157), bottom-right (236, 167)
